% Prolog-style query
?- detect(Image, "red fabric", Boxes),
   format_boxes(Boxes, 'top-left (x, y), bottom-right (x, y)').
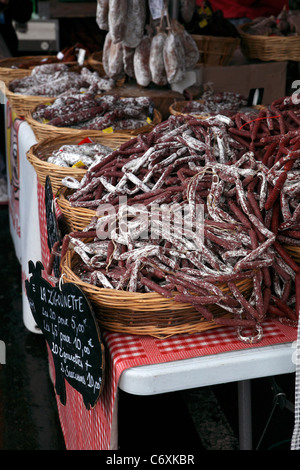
top-left (197, 0), bottom-right (289, 20)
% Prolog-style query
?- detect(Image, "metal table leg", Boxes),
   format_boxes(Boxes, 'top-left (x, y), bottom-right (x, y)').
top-left (238, 380), bottom-right (252, 450)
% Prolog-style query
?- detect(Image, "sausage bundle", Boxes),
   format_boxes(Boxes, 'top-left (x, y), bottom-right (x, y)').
top-left (98, 0), bottom-right (199, 86)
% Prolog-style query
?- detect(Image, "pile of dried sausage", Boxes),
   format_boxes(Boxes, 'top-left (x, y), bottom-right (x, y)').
top-left (9, 63), bottom-right (115, 96)
top-left (33, 94), bottom-right (154, 131)
top-left (55, 97), bottom-right (300, 339)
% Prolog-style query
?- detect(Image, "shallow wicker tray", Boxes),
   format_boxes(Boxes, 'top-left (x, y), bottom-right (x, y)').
top-left (61, 250), bottom-right (252, 337)
top-left (56, 187), bottom-right (99, 232)
top-left (239, 23), bottom-right (300, 61)
top-left (191, 35), bottom-right (240, 66)
top-left (5, 85), bottom-right (53, 118)
top-left (26, 132), bottom-right (129, 194)
top-left (5, 62), bottom-right (91, 118)
top-left (169, 100), bottom-right (208, 118)
top-left (26, 103), bottom-right (162, 141)
top-left (0, 55), bottom-right (62, 84)
top-left (87, 51), bottom-right (105, 76)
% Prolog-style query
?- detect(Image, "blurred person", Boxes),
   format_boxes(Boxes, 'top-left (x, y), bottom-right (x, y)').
top-left (0, 1), bottom-right (32, 202)
top-left (0, 0), bottom-right (33, 57)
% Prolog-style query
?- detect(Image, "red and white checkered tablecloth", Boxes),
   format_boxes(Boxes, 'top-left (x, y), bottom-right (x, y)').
top-left (37, 182), bottom-right (297, 450)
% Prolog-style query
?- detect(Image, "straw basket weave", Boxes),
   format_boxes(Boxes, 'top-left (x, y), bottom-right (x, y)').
top-left (239, 23), bottom-right (300, 61)
top-left (191, 35), bottom-right (240, 66)
top-left (5, 85), bottom-right (53, 118)
top-left (26, 104), bottom-right (162, 142)
top-left (26, 132), bottom-right (130, 194)
top-left (285, 246), bottom-right (300, 264)
top-left (61, 250), bottom-right (253, 337)
top-left (56, 187), bottom-right (99, 232)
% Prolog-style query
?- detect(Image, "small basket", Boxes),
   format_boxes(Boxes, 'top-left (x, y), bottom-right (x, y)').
top-left (0, 55), bottom-right (60, 84)
top-left (61, 250), bottom-right (253, 337)
top-left (26, 104), bottom-right (162, 141)
top-left (87, 51), bottom-right (105, 76)
top-left (26, 132), bottom-right (128, 194)
top-left (191, 35), bottom-right (240, 66)
top-left (57, 187), bottom-right (99, 232)
top-left (238, 23), bottom-right (300, 62)
top-left (169, 100), bottom-right (209, 118)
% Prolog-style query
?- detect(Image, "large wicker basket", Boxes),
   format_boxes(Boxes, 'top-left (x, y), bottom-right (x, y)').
top-left (5, 63), bottom-right (86, 118)
top-left (26, 132), bottom-right (129, 194)
top-left (26, 104), bottom-right (162, 141)
top-left (285, 246), bottom-right (300, 264)
top-left (191, 35), bottom-right (240, 66)
top-left (61, 250), bottom-right (253, 337)
top-left (239, 23), bottom-right (300, 61)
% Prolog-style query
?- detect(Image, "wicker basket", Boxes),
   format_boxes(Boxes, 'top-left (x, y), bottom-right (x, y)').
top-left (5, 63), bottom-right (87, 118)
top-left (26, 132), bottom-right (128, 194)
top-left (5, 85), bottom-right (53, 118)
top-left (191, 35), bottom-right (240, 66)
top-left (239, 23), bottom-right (300, 62)
top-left (87, 51), bottom-right (105, 76)
top-left (56, 187), bottom-right (99, 232)
top-left (285, 246), bottom-right (300, 264)
top-left (169, 100), bottom-right (208, 118)
top-left (26, 104), bottom-right (162, 141)
top-left (0, 55), bottom-right (62, 84)
top-left (61, 250), bottom-right (253, 337)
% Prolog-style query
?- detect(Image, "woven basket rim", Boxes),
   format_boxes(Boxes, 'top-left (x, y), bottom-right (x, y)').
top-left (58, 250), bottom-right (253, 337)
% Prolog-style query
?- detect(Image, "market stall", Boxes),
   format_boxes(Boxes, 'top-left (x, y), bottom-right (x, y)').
top-left (2, 0), bottom-right (300, 452)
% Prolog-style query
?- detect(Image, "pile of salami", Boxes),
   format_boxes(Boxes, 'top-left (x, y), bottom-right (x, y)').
top-left (181, 90), bottom-right (248, 116)
top-left (33, 94), bottom-right (154, 131)
top-left (47, 141), bottom-right (113, 169)
top-left (97, 0), bottom-right (199, 86)
top-left (56, 97), bottom-right (300, 338)
top-left (9, 63), bottom-right (115, 96)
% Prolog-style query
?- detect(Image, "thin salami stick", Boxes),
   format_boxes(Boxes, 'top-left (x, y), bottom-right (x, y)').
top-left (228, 281), bottom-right (260, 320)
top-left (271, 295), bottom-right (297, 321)
top-left (273, 241), bottom-right (300, 273)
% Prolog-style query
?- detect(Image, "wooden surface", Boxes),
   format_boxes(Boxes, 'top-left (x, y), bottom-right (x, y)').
top-left (46, 0), bottom-right (97, 18)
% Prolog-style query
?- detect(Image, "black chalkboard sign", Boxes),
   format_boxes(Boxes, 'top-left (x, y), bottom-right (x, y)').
top-left (45, 176), bottom-right (60, 278)
top-left (25, 261), bottom-right (105, 410)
